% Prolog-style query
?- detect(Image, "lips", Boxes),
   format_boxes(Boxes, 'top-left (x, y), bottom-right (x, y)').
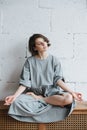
top-left (43, 47), bottom-right (46, 49)
top-left (43, 46), bottom-right (47, 49)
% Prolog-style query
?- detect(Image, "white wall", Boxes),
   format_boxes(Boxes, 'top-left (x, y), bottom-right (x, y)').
top-left (0, 0), bottom-right (87, 100)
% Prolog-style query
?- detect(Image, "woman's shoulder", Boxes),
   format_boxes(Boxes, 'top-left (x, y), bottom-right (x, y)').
top-left (26, 55), bottom-right (36, 61)
top-left (23, 56), bottom-right (34, 65)
top-left (27, 56), bottom-right (34, 60)
top-left (50, 54), bottom-right (60, 63)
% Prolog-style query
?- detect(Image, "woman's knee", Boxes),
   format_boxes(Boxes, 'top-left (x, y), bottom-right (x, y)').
top-left (63, 93), bottom-right (73, 105)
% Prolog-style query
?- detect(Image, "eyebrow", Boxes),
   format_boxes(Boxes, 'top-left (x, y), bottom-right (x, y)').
top-left (36, 41), bottom-right (44, 44)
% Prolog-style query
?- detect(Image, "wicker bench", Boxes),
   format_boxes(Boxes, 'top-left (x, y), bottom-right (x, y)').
top-left (0, 101), bottom-right (87, 130)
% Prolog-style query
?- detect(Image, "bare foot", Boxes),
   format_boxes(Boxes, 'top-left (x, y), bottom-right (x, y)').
top-left (26, 92), bottom-right (44, 100)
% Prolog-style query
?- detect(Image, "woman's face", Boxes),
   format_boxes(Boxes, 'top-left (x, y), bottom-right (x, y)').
top-left (34, 37), bottom-right (48, 53)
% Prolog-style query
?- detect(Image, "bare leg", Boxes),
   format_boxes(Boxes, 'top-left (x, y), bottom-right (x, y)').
top-left (26, 92), bottom-right (73, 107)
top-left (44, 93), bottom-right (73, 107)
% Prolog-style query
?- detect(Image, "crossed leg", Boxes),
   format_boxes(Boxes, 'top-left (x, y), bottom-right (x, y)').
top-left (43, 93), bottom-right (73, 107)
top-left (26, 92), bottom-right (73, 107)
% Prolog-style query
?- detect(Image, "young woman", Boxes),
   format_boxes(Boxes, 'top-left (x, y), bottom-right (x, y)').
top-left (4, 34), bottom-right (82, 122)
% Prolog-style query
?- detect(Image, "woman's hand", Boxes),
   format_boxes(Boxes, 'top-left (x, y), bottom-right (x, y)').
top-left (4, 85), bottom-right (26, 105)
top-left (72, 92), bottom-right (83, 101)
top-left (4, 95), bottom-right (16, 105)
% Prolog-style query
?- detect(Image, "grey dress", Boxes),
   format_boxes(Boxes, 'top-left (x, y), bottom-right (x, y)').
top-left (8, 54), bottom-right (75, 123)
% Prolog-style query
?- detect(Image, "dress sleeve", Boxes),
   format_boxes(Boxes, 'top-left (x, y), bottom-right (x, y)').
top-left (53, 58), bottom-right (64, 86)
top-left (19, 59), bottom-right (31, 88)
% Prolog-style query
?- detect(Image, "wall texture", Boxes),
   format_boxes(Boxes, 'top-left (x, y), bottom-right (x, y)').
top-left (0, 0), bottom-right (87, 100)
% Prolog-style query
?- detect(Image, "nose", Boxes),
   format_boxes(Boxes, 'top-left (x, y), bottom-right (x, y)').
top-left (41, 43), bottom-right (44, 46)
top-left (41, 42), bottom-right (46, 46)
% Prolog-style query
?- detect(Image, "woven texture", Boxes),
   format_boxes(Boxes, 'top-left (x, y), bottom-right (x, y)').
top-left (0, 110), bottom-right (87, 130)
top-left (46, 114), bottom-right (87, 130)
top-left (0, 110), bottom-right (38, 130)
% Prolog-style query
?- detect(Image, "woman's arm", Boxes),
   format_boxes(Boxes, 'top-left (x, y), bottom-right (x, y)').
top-left (57, 79), bottom-right (83, 101)
top-left (4, 85), bottom-right (26, 105)
top-left (57, 79), bottom-right (73, 94)
top-left (13, 85), bottom-right (26, 97)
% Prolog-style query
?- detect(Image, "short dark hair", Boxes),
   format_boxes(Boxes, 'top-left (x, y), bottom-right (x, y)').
top-left (28, 34), bottom-right (51, 56)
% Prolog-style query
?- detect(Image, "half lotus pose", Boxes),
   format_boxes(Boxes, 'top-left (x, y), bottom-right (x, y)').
top-left (4, 34), bottom-right (83, 123)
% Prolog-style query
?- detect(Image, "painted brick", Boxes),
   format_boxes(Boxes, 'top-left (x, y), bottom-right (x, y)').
top-left (39, 0), bottom-right (86, 9)
top-left (0, 7), bottom-right (1, 33)
top-left (0, 81), bottom-right (19, 100)
top-left (0, 60), bottom-right (2, 81)
top-left (0, 34), bottom-right (26, 59)
top-left (2, 2), bottom-right (50, 34)
top-left (61, 59), bottom-right (87, 83)
top-left (48, 33), bottom-right (73, 58)
top-left (52, 6), bottom-right (87, 33)
top-left (1, 58), bottom-right (25, 83)
top-left (0, 0), bottom-right (38, 8)
top-left (72, 10), bottom-right (87, 33)
top-left (74, 34), bottom-right (87, 59)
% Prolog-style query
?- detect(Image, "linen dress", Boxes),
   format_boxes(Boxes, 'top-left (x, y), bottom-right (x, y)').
top-left (8, 54), bottom-right (75, 123)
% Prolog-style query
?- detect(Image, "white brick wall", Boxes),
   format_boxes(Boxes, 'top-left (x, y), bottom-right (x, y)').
top-left (0, 0), bottom-right (87, 100)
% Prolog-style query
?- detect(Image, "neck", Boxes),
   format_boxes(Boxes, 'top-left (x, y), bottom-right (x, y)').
top-left (36, 52), bottom-right (48, 59)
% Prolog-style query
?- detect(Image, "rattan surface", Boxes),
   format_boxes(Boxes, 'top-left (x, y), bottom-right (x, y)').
top-left (0, 110), bottom-right (38, 130)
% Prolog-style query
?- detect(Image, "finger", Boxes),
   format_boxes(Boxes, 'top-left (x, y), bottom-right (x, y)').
top-left (5, 99), bottom-right (14, 105)
top-left (4, 102), bottom-right (10, 105)
top-left (79, 94), bottom-right (83, 100)
top-left (5, 97), bottom-right (11, 102)
top-left (5, 98), bottom-right (11, 103)
top-left (6, 98), bottom-right (14, 104)
top-left (5, 97), bottom-right (9, 102)
top-left (78, 97), bottom-right (83, 101)
top-left (79, 94), bottom-right (82, 97)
